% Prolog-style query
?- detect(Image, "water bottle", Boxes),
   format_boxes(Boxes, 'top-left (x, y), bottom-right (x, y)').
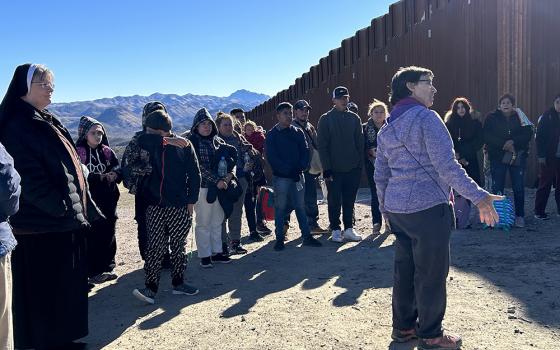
top-left (243, 152), bottom-right (251, 173)
top-left (218, 156), bottom-right (227, 177)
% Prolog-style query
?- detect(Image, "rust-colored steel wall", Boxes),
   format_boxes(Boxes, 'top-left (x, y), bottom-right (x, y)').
top-left (247, 0), bottom-right (560, 184)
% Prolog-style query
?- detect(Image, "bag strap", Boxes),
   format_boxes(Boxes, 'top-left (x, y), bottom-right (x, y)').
top-left (388, 113), bottom-right (451, 201)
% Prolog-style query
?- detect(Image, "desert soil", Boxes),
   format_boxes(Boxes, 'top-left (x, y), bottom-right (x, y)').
top-left (83, 188), bottom-right (560, 349)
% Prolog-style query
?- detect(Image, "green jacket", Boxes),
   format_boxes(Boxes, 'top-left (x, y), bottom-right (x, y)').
top-left (317, 108), bottom-right (364, 175)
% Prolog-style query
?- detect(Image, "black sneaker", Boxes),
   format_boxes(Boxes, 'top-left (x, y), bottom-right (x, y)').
top-left (302, 236), bottom-right (322, 247)
top-left (256, 222), bottom-right (272, 235)
top-left (172, 283), bottom-right (199, 296)
top-left (310, 225), bottom-right (329, 235)
top-left (200, 257), bottom-right (213, 268)
top-left (273, 240), bottom-right (285, 251)
top-left (231, 240), bottom-right (248, 255)
top-left (249, 231), bottom-right (264, 242)
top-left (534, 213), bottom-right (550, 220)
top-left (211, 253), bottom-right (232, 264)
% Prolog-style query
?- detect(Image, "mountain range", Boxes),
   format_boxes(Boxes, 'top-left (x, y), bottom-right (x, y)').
top-left (48, 89), bottom-right (269, 142)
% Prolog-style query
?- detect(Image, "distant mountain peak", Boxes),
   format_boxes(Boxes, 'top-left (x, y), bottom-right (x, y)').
top-left (228, 89), bottom-right (269, 100)
top-left (49, 90), bottom-right (270, 140)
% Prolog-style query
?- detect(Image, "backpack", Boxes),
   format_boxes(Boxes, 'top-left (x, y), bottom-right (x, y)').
top-left (258, 186), bottom-right (275, 221)
top-left (453, 194), bottom-right (471, 229)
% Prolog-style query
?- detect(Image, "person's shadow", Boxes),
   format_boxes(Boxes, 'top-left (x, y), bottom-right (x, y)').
top-left (85, 230), bottom-right (395, 348)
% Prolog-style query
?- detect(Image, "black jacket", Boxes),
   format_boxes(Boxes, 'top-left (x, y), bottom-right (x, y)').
top-left (0, 100), bottom-right (102, 234)
top-left (535, 107), bottom-right (560, 160)
top-left (483, 109), bottom-right (533, 162)
top-left (138, 133), bottom-right (201, 207)
top-left (445, 114), bottom-right (483, 163)
top-left (76, 142), bottom-right (121, 219)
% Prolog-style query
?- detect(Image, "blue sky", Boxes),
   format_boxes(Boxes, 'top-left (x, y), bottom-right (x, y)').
top-left (0, 0), bottom-right (393, 102)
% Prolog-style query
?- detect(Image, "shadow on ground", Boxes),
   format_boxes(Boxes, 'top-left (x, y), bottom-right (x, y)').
top-left (86, 231), bottom-right (394, 348)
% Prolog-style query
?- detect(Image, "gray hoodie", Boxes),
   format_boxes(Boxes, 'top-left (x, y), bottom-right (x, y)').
top-left (374, 101), bottom-right (488, 214)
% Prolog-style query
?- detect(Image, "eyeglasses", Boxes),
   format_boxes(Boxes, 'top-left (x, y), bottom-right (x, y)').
top-left (32, 81), bottom-right (55, 90)
top-left (417, 79), bottom-right (433, 86)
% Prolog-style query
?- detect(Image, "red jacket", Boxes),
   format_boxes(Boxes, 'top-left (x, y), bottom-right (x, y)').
top-left (245, 130), bottom-right (265, 154)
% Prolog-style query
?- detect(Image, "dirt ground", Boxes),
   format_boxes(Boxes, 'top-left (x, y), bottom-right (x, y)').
top-left (82, 188), bottom-right (560, 350)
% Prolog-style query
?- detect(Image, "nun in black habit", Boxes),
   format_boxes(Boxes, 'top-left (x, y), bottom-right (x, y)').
top-left (0, 63), bottom-right (102, 349)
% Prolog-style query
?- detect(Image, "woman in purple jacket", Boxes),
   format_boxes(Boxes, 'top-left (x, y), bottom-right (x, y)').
top-left (375, 66), bottom-right (502, 350)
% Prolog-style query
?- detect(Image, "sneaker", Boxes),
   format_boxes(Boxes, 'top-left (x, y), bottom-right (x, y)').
top-left (200, 257), bottom-right (214, 268)
top-left (302, 236), bottom-right (322, 247)
top-left (330, 229), bottom-right (343, 243)
top-left (391, 328), bottom-right (417, 343)
top-left (372, 223), bottom-right (382, 235)
top-left (249, 231), bottom-right (264, 242)
top-left (418, 333), bottom-right (462, 350)
top-left (256, 222), bottom-right (272, 235)
top-left (273, 240), bottom-right (285, 251)
top-left (514, 216), bottom-right (525, 228)
top-left (231, 240), bottom-right (248, 255)
top-left (310, 225), bottom-right (329, 235)
top-left (211, 253), bottom-right (232, 264)
top-left (343, 228), bottom-right (363, 242)
top-left (89, 273), bottom-right (108, 284)
top-left (534, 213), bottom-right (550, 220)
top-left (133, 288), bottom-right (156, 304)
top-left (172, 283), bottom-right (199, 296)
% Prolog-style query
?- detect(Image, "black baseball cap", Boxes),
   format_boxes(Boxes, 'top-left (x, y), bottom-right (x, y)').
top-left (276, 102), bottom-right (293, 112)
top-left (332, 86), bottom-right (350, 99)
top-left (294, 100), bottom-right (312, 110)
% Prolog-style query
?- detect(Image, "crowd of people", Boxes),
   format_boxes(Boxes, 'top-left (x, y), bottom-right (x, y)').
top-left (0, 62), bottom-right (559, 350)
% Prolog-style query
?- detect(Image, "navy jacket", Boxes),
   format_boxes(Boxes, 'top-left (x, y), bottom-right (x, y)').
top-left (265, 124), bottom-right (310, 180)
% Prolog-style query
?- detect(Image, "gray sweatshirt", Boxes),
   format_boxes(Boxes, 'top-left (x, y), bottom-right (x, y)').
top-left (374, 102), bottom-right (488, 214)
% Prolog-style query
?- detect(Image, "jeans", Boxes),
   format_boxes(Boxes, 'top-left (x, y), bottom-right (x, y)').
top-left (490, 158), bottom-right (526, 217)
top-left (326, 167), bottom-right (361, 231)
top-left (222, 177), bottom-right (248, 242)
top-left (273, 176), bottom-right (311, 241)
top-left (285, 171), bottom-right (320, 229)
top-left (365, 160), bottom-right (382, 226)
top-left (244, 180), bottom-right (265, 232)
top-left (534, 158), bottom-right (560, 215)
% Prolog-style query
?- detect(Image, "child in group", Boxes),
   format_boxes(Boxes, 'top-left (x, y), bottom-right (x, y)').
top-left (132, 110), bottom-right (201, 304)
top-left (76, 116), bottom-right (121, 284)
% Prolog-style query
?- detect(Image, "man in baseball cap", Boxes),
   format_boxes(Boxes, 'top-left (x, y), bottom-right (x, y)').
top-left (265, 102), bottom-right (323, 251)
top-left (288, 100), bottom-right (328, 234)
top-left (317, 86), bottom-right (364, 243)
